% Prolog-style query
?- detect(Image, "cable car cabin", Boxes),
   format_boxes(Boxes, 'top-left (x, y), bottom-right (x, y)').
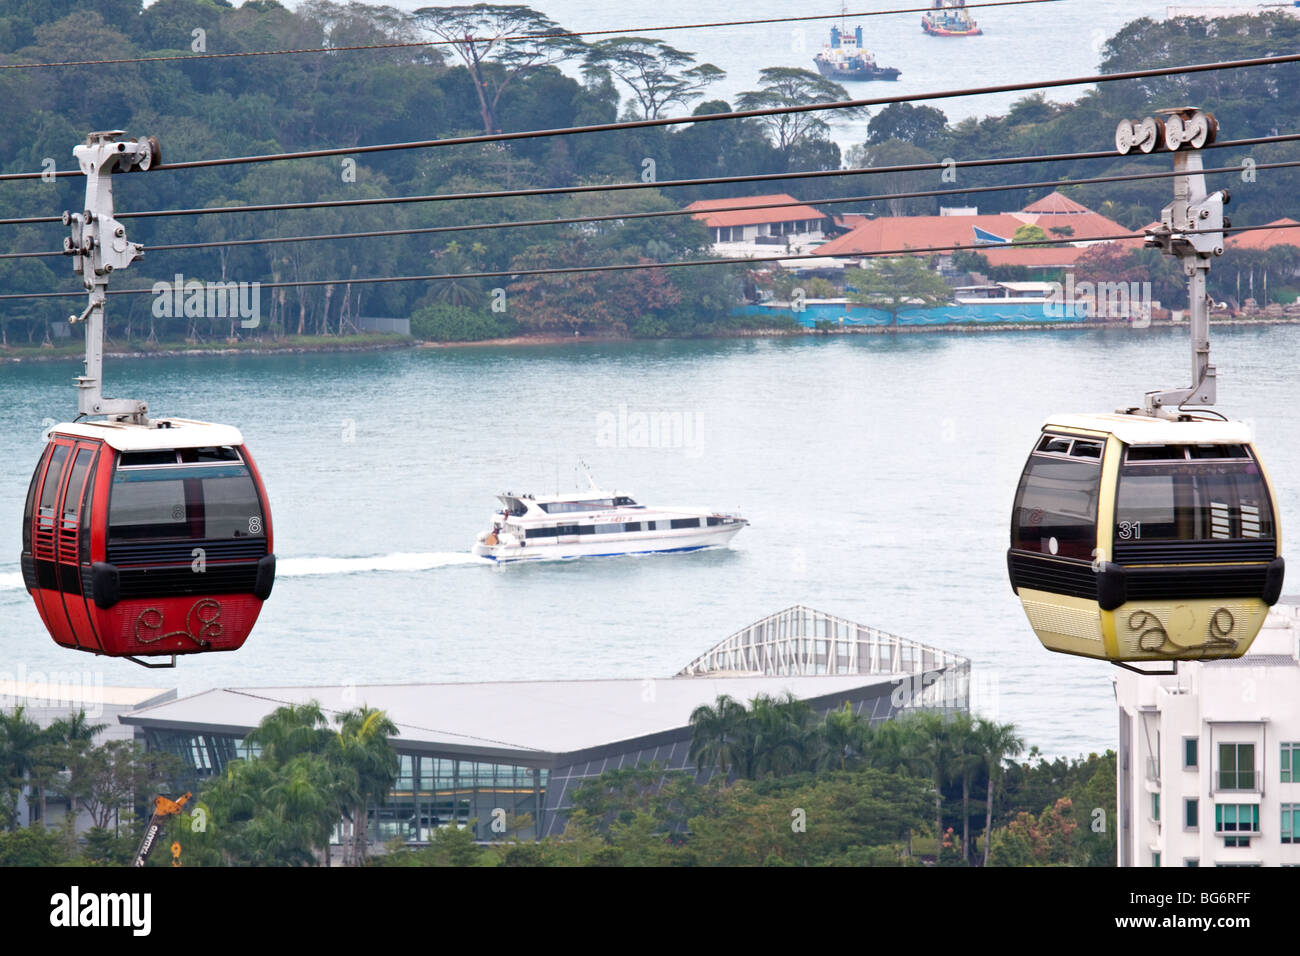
top-left (1008, 413), bottom-right (1284, 663)
top-left (20, 419), bottom-right (274, 662)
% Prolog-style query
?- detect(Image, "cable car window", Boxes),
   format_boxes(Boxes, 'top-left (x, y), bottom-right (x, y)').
top-left (1070, 441), bottom-right (1103, 459)
top-left (1011, 453), bottom-right (1101, 559)
top-left (1188, 444), bottom-right (1249, 459)
top-left (1116, 451), bottom-right (1274, 541)
top-left (1037, 435), bottom-right (1073, 455)
top-left (38, 445), bottom-right (70, 516)
top-left (119, 450), bottom-right (180, 467)
top-left (78, 464), bottom-right (97, 566)
top-left (22, 448), bottom-right (47, 551)
top-left (1126, 445), bottom-right (1189, 461)
top-left (61, 450), bottom-right (94, 523)
top-left (108, 463), bottom-right (265, 541)
top-left (181, 446), bottom-right (241, 463)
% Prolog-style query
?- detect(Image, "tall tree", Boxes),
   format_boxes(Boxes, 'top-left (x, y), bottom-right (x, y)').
top-left (0, 707), bottom-right (43, 830)
top-left (688, 694), bottom-right (749, 779)
top-left (896, 711), bottom-right (954, 848)
top-left (333, 706), bottom-right (400, 866)
top-left (819, 701), bottom-right (873, 772)
top-left (845, 257), bottom-right (953, 325)
top-left (583, 37), bottom-right (723, 120)
top-left (413, 4), bottom-right (585, 134)
top-left (63, 740), bottom-right (181, 833)
top-left (735, 67), bottom-right (861, 168)
top-left (29, 710), bottom-right (105, 828)
top-left (866, 102), bottom-right (950, 154)
top-left (976, 718), bottom-right (1025, 866)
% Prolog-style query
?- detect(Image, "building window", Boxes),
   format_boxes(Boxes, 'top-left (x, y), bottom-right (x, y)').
top-left (1215, 803), bottom-right (1260, 836)
top-left (1152, 852), bottom-right (1160, 867)
top-left (1283, 804), bottom-right (1299, 844)
top-left (1184, 737), bottom-right (1198, 769)
top-left (1218, 743), bottom-right (1257, 791)
top-left (1283, 743), bottom-right (1299, 783)
top-left (1185, 798), bottom-right (1198, 830)
top-left (1185, 858), bottom-right (1199, 867)
top-left (1152, 793), bottom-right (1160, 822)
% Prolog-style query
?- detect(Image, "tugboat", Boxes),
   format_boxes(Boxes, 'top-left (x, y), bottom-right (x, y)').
top-left (813, 23), bottom-right (901, 82)
top-left (922, 0), bottom-right (983, 37)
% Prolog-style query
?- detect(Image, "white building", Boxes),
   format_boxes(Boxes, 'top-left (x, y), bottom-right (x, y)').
top-left (1115, 600), bottom-right (1300, 867)
top-left (686, 193), bottom-right (829, 256)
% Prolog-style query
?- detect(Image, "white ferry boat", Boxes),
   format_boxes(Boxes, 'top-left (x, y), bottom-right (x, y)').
top-left (472, 485), bottom-right (747, 563)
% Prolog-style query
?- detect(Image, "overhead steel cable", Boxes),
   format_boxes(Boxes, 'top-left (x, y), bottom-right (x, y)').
top-left (4, 154), bottom-right (1298, 261)
top-left (4, 221), bottom-right (1298, 302)
top-left (6, 51), bottom-right (1300, 181)
top-left (3, 131), bottom-right (1295, 228)
top-left (0, 1), bottom-right (1061, 72)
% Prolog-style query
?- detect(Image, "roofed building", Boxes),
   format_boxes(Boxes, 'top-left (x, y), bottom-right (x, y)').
top-left (687, 194), bottom-right (830, 255)
top-left (118, 606), bottom-right (970, 846)
top-left (1227, 217), bottom-right (1300, 252)
top-left (815, 191), bottom-right (1138, 270)
top-left (1115, 600), bottom-right (1300, 867)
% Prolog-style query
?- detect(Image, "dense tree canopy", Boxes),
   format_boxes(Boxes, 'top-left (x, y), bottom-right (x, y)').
top-left (1, 4), bottom-right (1297, 344)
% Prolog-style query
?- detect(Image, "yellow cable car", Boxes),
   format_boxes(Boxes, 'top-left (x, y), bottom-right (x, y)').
top-left (1008, 412), bottom-right (1284, 663)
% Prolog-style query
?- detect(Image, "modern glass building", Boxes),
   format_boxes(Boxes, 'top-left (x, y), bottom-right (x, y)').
top-left (122, 606), bottom-right (971, 846)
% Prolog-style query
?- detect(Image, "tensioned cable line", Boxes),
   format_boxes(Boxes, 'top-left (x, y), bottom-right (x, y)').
top-left (3, 155), bottom-right (1297, 261)
top-left (4, 131), bottom-right (1295, 228)
top-left (4, 222), bottom-right (1296, 302)
top-left (0, 1), bottom-right (1062, 72)
top-left (6, 51), bottom-right (1300, 181)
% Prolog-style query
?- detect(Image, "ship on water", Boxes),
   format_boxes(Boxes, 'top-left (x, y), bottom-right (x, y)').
top-left (922, 0), bottom-right (983, 37)
top-left (813, 24), bottom-right (901, 82)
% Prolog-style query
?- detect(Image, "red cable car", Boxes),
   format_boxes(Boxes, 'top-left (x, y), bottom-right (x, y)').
top-left (21, 418), bottom-right (275, 665)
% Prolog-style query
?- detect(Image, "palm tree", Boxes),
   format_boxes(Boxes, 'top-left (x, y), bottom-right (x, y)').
top-left (748, 693), bottom-right (819, 778)
top-left (688, 695), bottom-right (750, 779)
top-left (947, 713), bottom-right (984, 864)
top-left (333, 706), bottom-right (400, 866)
top-left (245, 701), bottom-right (332, 765)
top-left (0, 707), bottom-right (46, 830)
top-left (31, 710), bottom-right (105, 826)
top-left (819, 701), bottom-right (873, 772)
top-left (897, 711), bottom-right (954, 850)
top-left (976, 718), bottom-right (1025, 866)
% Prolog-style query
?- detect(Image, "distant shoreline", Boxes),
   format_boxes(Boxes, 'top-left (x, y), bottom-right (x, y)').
top-left (4, 315), bottom-right (1299, 364)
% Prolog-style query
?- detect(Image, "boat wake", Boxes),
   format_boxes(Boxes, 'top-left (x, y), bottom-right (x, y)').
top-left (278, 552), bottom-right (488, 577)
top-left (0, 552), bottom-right (488, 591)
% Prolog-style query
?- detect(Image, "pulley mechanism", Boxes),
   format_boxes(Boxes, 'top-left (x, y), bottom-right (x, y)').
top-left (1115, 108), bottom-right (1228, 415)
top-left (63, 131), bottom-right (160, 423)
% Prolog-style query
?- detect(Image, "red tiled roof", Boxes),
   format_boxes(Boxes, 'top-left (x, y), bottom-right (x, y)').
top-left (1227, 217), bottom-right (1300, 251)
top-left (686, 194), bottom-right (826, 228)
top-left (815, 213), bottom-right (1030, 256)
top-left (980, 246), bottom-right (1096, 268)
top-left (815, 202), bottom-right (1135, 262)
top-left (1021, 191), bottom-right (1092, 215)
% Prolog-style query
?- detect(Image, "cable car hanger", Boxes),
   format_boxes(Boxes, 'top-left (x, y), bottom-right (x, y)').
top-left (1117, 108), bottom-right (1228, 418)
top-left (1008, 108), bottom-right (1284, 676)
top-left (20, 132), bottom-right (275, 668)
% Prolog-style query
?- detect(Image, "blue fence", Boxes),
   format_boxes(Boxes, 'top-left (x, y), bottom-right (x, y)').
top-left (735, 300), bottom-right (1092, 328)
